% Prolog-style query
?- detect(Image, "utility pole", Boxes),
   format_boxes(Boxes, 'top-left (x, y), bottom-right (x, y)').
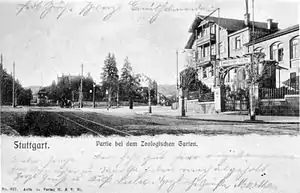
top-left (249, 0), bottom-right (256, 121)
top-left (116, 83), bottom-right (119, 108)
top-left (0, 54), bottom-right (3, 106)
top-left (148, 80), bottom-right (152, 113)
top-left (79, 64), bottom-right (83, 108)
top-left (0, 54), bottom-right (2, 70)
top-left (12, 62), bottom-right (16, 108)
top-left (176, 49), bottom-right (179, 107)
top-left (93, 83), bottom-right (95, 108)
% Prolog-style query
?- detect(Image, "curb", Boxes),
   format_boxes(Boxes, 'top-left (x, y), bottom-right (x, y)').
top-left (150, 114), bottom-right (300, 124)
top-left (178, 117), bottom-right (300, 124)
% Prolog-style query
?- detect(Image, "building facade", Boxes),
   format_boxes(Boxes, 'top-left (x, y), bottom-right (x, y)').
top-left (183, 5), bottom-right (299, 115)
top-left (185, 13), bottom-right (278, 90)
top-left (246, 25), bottom-right (299, 89)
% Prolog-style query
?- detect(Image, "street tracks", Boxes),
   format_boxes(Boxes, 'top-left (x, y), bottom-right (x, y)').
top-left (55, 112), bottom-right (133, 137)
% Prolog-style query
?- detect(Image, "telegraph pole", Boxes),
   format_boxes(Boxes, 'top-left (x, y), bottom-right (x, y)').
top-left (176, 49), bottom-right (179, 97)
top-left (0, 54), bottom-right (2, 70)
top-left (12, 62), bottom-right (16, 108)
top-left (0, 54), bottom-right (3, 106)
top-left (79, 64), bottom-right (83, 108)
top-left (148, 80), bottom-right (152, 113)
top-left (249, 0), bottom-right (256, 121)
top-left (92, 83), bottom-right (95, 108)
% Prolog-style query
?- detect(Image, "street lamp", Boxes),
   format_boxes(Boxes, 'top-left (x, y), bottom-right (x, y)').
top-left (176, 49), bottom-right (188, 115)
top-left (93, 83), bottom-right (96, 108)
top-left (105, 89), bottom-right (109, 109)
top-left (148, 82), bottom-right (152, 114)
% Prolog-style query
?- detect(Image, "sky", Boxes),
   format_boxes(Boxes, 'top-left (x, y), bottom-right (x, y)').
top-left (0, 0), bottom-right (299, 87)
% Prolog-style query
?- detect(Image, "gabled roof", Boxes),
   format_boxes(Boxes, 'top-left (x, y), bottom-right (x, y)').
top-left (184, 34), bottom-right (196, 49)
top-left (246, 24), bottom-right (299, 46)
top-left (185, 15), bottom-right (277, 49)
top-left (188, 15), bottom-right (274, 33)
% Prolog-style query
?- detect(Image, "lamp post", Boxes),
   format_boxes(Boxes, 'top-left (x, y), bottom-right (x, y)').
top-left (79, 64), bottom-right (83, 108)
top-left (93, 83), bottom-right (96, 108)
top-left (148, 79), bottom-right (152, 114)
top-left (12, 62), bottom-right (16, 108)
top-left (249, 0), bottom-right (256, 121)
top-left (105, 89), bottom-right (109, 109)
top-left (176, 49), bottom-right (188, 116)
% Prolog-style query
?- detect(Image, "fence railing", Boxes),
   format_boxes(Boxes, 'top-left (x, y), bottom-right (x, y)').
top-left (187, 91), bottom-right (199, 100)
top-left (199, 92), bottom-right (214, 102)
top-left (259, 86), bottom-right (299, 99)
top-left (187, 91), bottom-right (215, 102)
top-left (225, 100), bottom-right (249, 111)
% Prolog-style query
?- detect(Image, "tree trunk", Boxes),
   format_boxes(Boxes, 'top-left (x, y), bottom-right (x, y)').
top-left (116, 89), bottom-right (119, 108)
top-left (181, 89), bottom-right (187, 117)
top-left (249, 83), bottom-right (256, 120)
top-left (108, 87), bottom-right (112, 108)
top-left (129, 97), bottom-right (133, 109)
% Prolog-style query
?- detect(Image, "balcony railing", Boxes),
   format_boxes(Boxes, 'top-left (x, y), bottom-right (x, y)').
top-left (197, 55), bottom-right (216, 66)
top-left (196, 34), bottom-right (216, 46)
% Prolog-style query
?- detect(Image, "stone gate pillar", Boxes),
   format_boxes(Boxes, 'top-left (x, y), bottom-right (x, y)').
top-left (214, 67), bottom-right (225, 113)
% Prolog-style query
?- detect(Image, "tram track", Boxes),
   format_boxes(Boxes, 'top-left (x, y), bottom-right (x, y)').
top-left (55, 112), bottom-right (133, 137)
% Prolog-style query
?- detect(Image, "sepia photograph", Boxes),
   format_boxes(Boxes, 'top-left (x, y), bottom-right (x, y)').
top-left (1, 0), bottom-right (299, 192)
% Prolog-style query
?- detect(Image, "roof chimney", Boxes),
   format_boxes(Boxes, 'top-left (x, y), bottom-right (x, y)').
top-left (244, 0), bottom-right (250, 26)
top-left (267, 19), bottom-right (273, 30)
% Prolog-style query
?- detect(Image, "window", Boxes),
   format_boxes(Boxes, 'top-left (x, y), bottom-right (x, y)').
top-left (235, 36), bottom-right (241, 49)
top-left (211, 44), bottom-right (216, 55)
top-left (210, 66), bottom-right (214, 77)
top-left (270, 42), bottom-right (284, 62)
top-left (210, 25), bottom-right (216, 34)
top-left (219, 42), bottom-right (225, 53)
top-left (226, 70), bottom-right (230, 82)
top-left (291, 36), bottom-right (299, 59)
top-left (203, 46), bottom-right (210, 57)
top-left (200, 28), bottom-right (209, 37)
top-left (278, 43), bottom-right (284, 61)
top-left (254, 47), bottom-right (265, 53)
top-left (203, 67), bottom-right (207, 78)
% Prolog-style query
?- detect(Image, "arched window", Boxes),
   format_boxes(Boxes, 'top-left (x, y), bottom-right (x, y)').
top-left (254, 47), bottom-right (264, 53)
top-left (270, 42), bottom-right (283, 62)
top-left (290, 36), bottom-right (299, 59)
top-left (278, 43), bottom-right (284, 61)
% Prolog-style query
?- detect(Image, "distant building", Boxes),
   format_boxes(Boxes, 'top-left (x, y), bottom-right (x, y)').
top-left (57, 74), bottom-right (81, 84)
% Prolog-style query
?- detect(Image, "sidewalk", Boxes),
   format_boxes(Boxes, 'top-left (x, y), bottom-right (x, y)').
top-left (81, 106), bottom-right (300, 124)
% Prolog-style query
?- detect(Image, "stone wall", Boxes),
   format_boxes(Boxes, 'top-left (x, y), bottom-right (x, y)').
top-left (259, 95), bottom-right (299, 116)
top-left (186, 100), bottom-right (215, 114)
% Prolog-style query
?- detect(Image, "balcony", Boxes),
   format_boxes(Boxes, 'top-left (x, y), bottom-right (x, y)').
top-left (196, 34), bottom-right (216, 46)
top-left (197, 55), bottom-right (216, 67)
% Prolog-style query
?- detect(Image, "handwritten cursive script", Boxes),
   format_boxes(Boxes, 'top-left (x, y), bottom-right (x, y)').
top-left (15, 0), bottom-right (214, 23)
top-left (128, 0), bottom-right (215, 24)
top-left (16, 1), bottom-right (121, 21)
top-left (3, 150), bottom-right (286, 192)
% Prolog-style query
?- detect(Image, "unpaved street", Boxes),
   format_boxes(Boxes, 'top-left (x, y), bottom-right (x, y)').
top-left (1, 106), bottom-right (299, 137)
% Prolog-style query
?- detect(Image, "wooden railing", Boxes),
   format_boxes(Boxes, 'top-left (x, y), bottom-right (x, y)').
top-left (196, 34), bottom-right (216, 46)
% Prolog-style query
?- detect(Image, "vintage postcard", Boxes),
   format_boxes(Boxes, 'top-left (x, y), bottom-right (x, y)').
top-left (1, 0), bottom-right (299, 192)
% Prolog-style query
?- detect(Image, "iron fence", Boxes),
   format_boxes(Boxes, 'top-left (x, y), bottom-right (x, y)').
top-left (225, 100), bottom-right (249, 111)
top-left (187, 91), bottom-right (199, 100)
top-left (199, 92), bottom-right (214, 102)
top-left (187, 91), bottom-right (215, 102)
top-left (259, 85), bottom-right (299, 99)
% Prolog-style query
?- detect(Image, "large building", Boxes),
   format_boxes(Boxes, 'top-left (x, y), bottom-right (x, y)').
top-left (183, 2), bottom-right (299, 115)
top-left (246, 25), bottom-right (299, 89)
top-left (185, 12), bottom-right (279, 90)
